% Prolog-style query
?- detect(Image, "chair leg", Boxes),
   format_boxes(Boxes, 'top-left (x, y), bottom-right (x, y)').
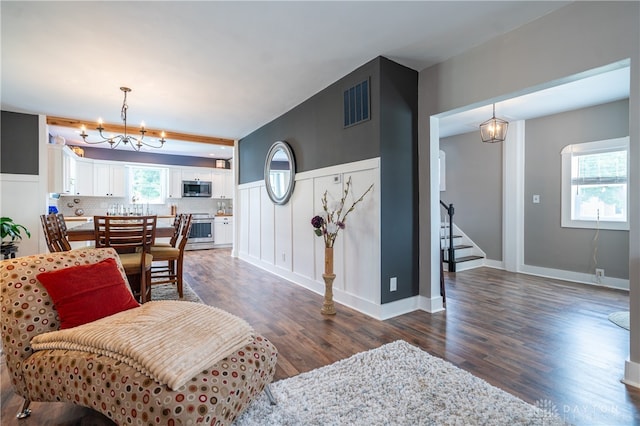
top-left (140, 254), bottom-right (149, 303)
top-left (177, 258), bottom-right (184, 298)
top-left (264, 385), bottom-right (277, 406)
top-left (16, 398), bottom-right (31, 419)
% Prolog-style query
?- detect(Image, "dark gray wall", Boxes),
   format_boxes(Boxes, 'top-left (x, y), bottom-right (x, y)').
top-left (525, 99), bottom-right (629, 279)
top-left (67, 145), bottom-right (224, 168)
top-left (440, 131), bottom-right (503, 260)
top-left (379, 57), bottom-right (419, 301)
top-left (239, 56), bottom-right (418, 304)
top-left (239, 58), bottom-right (380, 184)
top-left (1, 110), bottom-right (39, 175)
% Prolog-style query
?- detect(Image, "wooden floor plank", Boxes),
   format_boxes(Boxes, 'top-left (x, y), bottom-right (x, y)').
top-left (2, 248), bottom-right (639, 425)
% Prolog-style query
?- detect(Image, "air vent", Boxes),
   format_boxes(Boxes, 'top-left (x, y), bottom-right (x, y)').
top-left (343, 78), bottom-right (370, 128)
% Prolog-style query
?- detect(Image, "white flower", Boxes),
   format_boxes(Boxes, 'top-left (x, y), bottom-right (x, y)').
top-left (326, 223), bottom-right (338, 234)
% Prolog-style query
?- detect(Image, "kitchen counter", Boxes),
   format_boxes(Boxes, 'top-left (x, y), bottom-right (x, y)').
top-left (65, 215), bottom-right (176, 220)
top-left (66, 221), bottom-right (175, 241)
top-left (64, 216), bottom-right (93, 222)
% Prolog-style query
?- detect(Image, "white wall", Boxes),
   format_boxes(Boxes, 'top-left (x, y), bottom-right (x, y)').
top-left (237, 158), bottom-right (382, 317)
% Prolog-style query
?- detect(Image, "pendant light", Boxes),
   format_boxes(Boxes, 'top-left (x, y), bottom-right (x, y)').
top-left (479, 104), bottom-right (509, 143)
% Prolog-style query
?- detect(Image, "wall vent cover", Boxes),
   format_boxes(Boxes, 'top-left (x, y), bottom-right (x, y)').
top-left (343, 78), bottom-right (370, 128)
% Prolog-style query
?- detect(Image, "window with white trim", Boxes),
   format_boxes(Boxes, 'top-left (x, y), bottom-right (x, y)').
top-left (561, 137), bottom-right (629, 230)
top-left (129, 165), bottom-right (167, 205)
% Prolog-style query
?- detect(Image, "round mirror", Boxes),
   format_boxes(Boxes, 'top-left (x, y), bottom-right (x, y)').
top-left (264, 141), bottom-right (296, 205)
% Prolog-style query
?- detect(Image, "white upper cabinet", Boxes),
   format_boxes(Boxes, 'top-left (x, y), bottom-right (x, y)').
top-left (48, 145), bottom-right (75, 194)
top-left (212, 169), bottom-right (233, 199)
top-left (167, 168), bottom-right (183, 199)
top-left (94, 162), bottom-right (126, 197)
top-left (74, 159), bottom-right (94, 196)
top-left (182, 167), bottom-right (212, 182)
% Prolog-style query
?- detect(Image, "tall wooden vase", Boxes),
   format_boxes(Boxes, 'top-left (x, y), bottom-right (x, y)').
top-left (321, 246), bottom-right (336, 315)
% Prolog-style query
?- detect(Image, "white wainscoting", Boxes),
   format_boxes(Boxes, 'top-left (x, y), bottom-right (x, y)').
top-left (238, 158), bottom-right (382, 317)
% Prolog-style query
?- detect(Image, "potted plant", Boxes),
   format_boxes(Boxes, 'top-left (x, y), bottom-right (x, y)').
top-left (1, 217), bottom-right (31, 247)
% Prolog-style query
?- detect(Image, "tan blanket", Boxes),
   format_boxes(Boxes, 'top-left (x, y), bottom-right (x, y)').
top-left (31, 301), bottom-right (254, 390)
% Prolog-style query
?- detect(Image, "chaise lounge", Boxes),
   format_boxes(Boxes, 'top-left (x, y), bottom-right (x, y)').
top-left (1, 247), bottom-right (277, 425)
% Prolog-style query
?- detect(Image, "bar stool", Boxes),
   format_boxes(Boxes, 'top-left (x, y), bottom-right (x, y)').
top-left (40, 213), bottom-right (72, 252)
top-left (94, 215), bottom-right (156, 303)
top-left (149, 214), bottom-right (192, 299)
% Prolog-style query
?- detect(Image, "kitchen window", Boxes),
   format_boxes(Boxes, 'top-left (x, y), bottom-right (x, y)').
top-left (129, 166), bottom-right (167, 204)
top-left (560, 136), bottom-right (629, 230)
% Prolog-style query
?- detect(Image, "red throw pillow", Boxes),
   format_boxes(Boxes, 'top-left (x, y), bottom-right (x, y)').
top-left (37, 258), bottom-right (140, 329)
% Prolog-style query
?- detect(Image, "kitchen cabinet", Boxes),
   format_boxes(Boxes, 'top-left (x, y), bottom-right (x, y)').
top-left (94, 162), bottom-right (126, 197)
top-left (182, 167), bottom-right (212, 182)
top-left (167, 168), bottom-right (183, 199)
top-left (73, 159), bottom-right (94, 196)
top-left (48, 145), bottom-right (75, 194)
top-left (213, 216), bottom-right (233, 246)
top-left (212, 169), bottom-right (233, 199)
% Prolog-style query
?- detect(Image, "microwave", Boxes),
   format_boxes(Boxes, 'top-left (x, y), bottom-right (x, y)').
top-left (182, 180), bottom-right (212, 197)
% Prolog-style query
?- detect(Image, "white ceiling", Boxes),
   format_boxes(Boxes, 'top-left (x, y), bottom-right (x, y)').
top-left (4, 1), bottom-right (628, 159)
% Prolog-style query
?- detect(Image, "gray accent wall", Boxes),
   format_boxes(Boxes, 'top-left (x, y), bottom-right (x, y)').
top-left (238, 59), bottom-right (380, 184)
top-left (239, 56), bottom-right (418, 304)
top-left (440, 131), bottom-right (503, 261)
top-left (66, 145), bottom-right (224, 168)
top-left (525, 99), bottom-right (629, 279)
top-left (1, 110), bottom-right (39, 175)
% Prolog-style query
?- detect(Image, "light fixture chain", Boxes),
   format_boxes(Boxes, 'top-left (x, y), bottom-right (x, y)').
top-left (121, 89), bottom-right (128, 123)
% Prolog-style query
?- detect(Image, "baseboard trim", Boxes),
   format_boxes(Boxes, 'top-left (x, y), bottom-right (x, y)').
top-left (237, 252), bottom-right (438, 320)
top-left (484, 259), bottom-right (504, 269)
top-left (519, 264), bottom-right (629, 291)
top-left (623, 359), bottom-right (640, 389)
top-left (238, 252), bottom-right (386, 319)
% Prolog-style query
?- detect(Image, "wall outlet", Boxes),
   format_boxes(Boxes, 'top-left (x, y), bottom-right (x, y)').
top-left (595, 268), bottom-right (604, 282)
top-left (390, 277), bottom-right (397, 292)
top-left (533, 194), bottom-right (540, 204)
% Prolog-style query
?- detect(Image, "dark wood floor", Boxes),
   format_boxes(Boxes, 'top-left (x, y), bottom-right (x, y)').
top-left (2, 248), bottom-right (639, 425)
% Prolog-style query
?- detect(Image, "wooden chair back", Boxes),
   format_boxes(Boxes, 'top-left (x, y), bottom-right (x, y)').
top-left (176, 214), bottom-right (193, 251)
top-left (40, 213), bottom-right (72, 252)
top-left (168, 214), bottom-right (182, 247)
top-left (94, 215), bottom-right (157, 254)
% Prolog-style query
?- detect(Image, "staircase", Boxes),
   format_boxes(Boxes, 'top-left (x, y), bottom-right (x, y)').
top-left (440, 214), bottom-right (485, 273)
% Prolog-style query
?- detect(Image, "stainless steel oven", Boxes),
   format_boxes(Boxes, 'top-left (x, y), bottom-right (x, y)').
top-left (185, 213), bottom-right (215, 250)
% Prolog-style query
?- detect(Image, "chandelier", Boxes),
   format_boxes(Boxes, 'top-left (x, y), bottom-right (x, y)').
top-left (479, 103), bottom-right (509, 143)
top-left (80, 87), bottom-right (166, 151)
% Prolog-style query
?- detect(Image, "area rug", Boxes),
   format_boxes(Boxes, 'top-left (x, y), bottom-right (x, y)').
top-left (608, 311), bottom-right (630, 330)
top-left (150, 282), bottom-right (202, 303)
top-left (236, 340), bottom-right (565, 425)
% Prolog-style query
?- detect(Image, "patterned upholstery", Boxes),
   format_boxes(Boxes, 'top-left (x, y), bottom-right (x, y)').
top-left (1, 248), bottom-right (277, 424)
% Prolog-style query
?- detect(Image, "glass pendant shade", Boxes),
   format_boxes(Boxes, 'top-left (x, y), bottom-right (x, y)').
top-left (480, 104), bottom-right (509, 143)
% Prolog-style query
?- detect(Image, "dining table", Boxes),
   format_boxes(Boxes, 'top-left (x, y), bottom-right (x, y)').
top-left (66, 219), bottom-right (175, 242)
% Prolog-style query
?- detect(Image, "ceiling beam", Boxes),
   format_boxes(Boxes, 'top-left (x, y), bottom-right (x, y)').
top-left (46, 116), bottom-right (235, 146)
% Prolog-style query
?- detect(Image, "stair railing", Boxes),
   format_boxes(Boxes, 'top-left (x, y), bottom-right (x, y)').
top-left (440, 200), bottom-right (456, 272)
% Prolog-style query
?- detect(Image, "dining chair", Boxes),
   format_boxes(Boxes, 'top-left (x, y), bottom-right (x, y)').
top-left (149, 214), bottom-right (192, 299)
top-left (94, 215), bottom-right (157, 303)
top-left (40, 213), bottom-right (72, 252)
top-left (150, 214), bottom-right (181, 249)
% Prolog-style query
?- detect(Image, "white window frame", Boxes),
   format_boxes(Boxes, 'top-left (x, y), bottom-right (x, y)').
top-left (128, 165), bottom-right (168, 205)
top-left (561, 136), bottom-right (629, 231)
